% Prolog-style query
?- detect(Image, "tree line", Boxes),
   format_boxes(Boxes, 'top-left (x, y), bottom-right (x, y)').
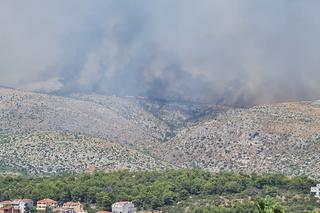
top-left (0, 169), bottom-right (317, 212)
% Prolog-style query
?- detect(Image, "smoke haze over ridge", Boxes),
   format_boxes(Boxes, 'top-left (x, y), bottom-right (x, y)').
top-left (1, 0), bottom-right (320, 106)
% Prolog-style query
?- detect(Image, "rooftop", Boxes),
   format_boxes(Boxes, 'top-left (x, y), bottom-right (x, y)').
top-left (63, 202), bottom-right (81, 206)
top-left (112, 201), bottom-right (134, 208)
top-left (0, 201), bottom-right (14, 205)
top-left (13, 199), bottom-right (33, 203)
top-left (37, 199), bottom-right (57, 205)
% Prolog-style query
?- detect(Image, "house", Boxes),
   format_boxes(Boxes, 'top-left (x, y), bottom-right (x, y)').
top-left (0, 199), bottom-right (33, 213)
top-left (36, 199), bottom-right (58, 211)
top-left (12, 199), bottom-right (33, 213)
top-left (111, 202), bottom-right (135, 213)
top-left (53, 207), bottom-right (76, 213)
top-left (62, 202), bottom-right (84, 213)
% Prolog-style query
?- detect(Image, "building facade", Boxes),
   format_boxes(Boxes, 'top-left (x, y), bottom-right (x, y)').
top-left (0, 199), bottom-right (33, 213)
top-left (0, 206), bottom-right (20, 213)
top-left (111, 202), bottom-right (135, 213)
top-left (36, 199), bottom-right (58, 211)
top-left (12, 199), bottom-right (33, 213)
top-left (62, 202), bottom-right (84, 213)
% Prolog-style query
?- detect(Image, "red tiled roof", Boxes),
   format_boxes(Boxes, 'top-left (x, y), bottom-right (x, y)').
top-left (37, 199), bottom-right (57, 205)
top-left (52, 207), bottom-right (66, 212)
top-left (63, 202), bottom-right (81, 207)
top-left (0, 201), bottom-right (14, 205)
top-left (13, 199), bottom-right (33, 203)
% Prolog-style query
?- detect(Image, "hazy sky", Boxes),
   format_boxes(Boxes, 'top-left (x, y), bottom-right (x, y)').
top-left (1, 0), bottom-right (320, 106)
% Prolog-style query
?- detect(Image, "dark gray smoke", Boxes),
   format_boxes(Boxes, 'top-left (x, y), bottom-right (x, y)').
top-left (1, 0), bottom-right (320, 106)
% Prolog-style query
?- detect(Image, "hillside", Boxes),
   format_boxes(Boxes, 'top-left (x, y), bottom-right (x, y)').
top-left (0, 131), bottom-right (173, 175)
top-left (1, 87), bottom-right (320, 177)
top-left (0, 88), bottom-right (168, 152)
top-left (0, 88), bottom-right (224, 146)
top-left (0, 87), bottom-right (223, 174)
top-left (70, 94), bottom-right (227, 132)
top-left (158, 102), bottom-right (320, 178)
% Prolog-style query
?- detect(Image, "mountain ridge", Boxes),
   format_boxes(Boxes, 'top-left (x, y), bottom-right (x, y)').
top-left (1, 87), bottom-right (320, 178)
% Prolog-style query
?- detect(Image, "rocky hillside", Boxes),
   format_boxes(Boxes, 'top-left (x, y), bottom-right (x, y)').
top-left (71, 94), bottom-right (227, 133)
top-left (1, 87), bottom-right (320, 178)
top-left (0, 131), bottom-right (173, 175)
top-left (0, 87), bottom-right (224, 174)
top-left (0, 88), bottom-right (225, 147)
top-left (0, 88), bottom-right (167, 151)
top-left (158, 101), bottom-right (320, 178)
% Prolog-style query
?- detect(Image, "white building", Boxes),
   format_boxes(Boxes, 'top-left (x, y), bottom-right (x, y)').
top-left (111, 202), bottom-right (135, 213)
top-left (311, 184), bottom-right (320, 198)
top-left (12, 199), bottom-right (33, 213)
top-left (62, 202), bottom-right (84, 213)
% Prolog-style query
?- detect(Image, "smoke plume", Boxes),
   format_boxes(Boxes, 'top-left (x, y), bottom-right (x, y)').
top-left (1, 0), bottom-right (320, 106)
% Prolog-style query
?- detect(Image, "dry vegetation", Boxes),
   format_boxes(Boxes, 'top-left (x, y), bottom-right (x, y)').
top-left (1, 87), bottom-right (320, 178)
top-left (0, 131), bottom-right (173, 175)
top-left (159, 102), bottom-right (320, 178)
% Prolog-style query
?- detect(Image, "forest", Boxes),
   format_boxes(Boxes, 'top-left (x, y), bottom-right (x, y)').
top-left (0, 169), bottom-right (318, 212)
